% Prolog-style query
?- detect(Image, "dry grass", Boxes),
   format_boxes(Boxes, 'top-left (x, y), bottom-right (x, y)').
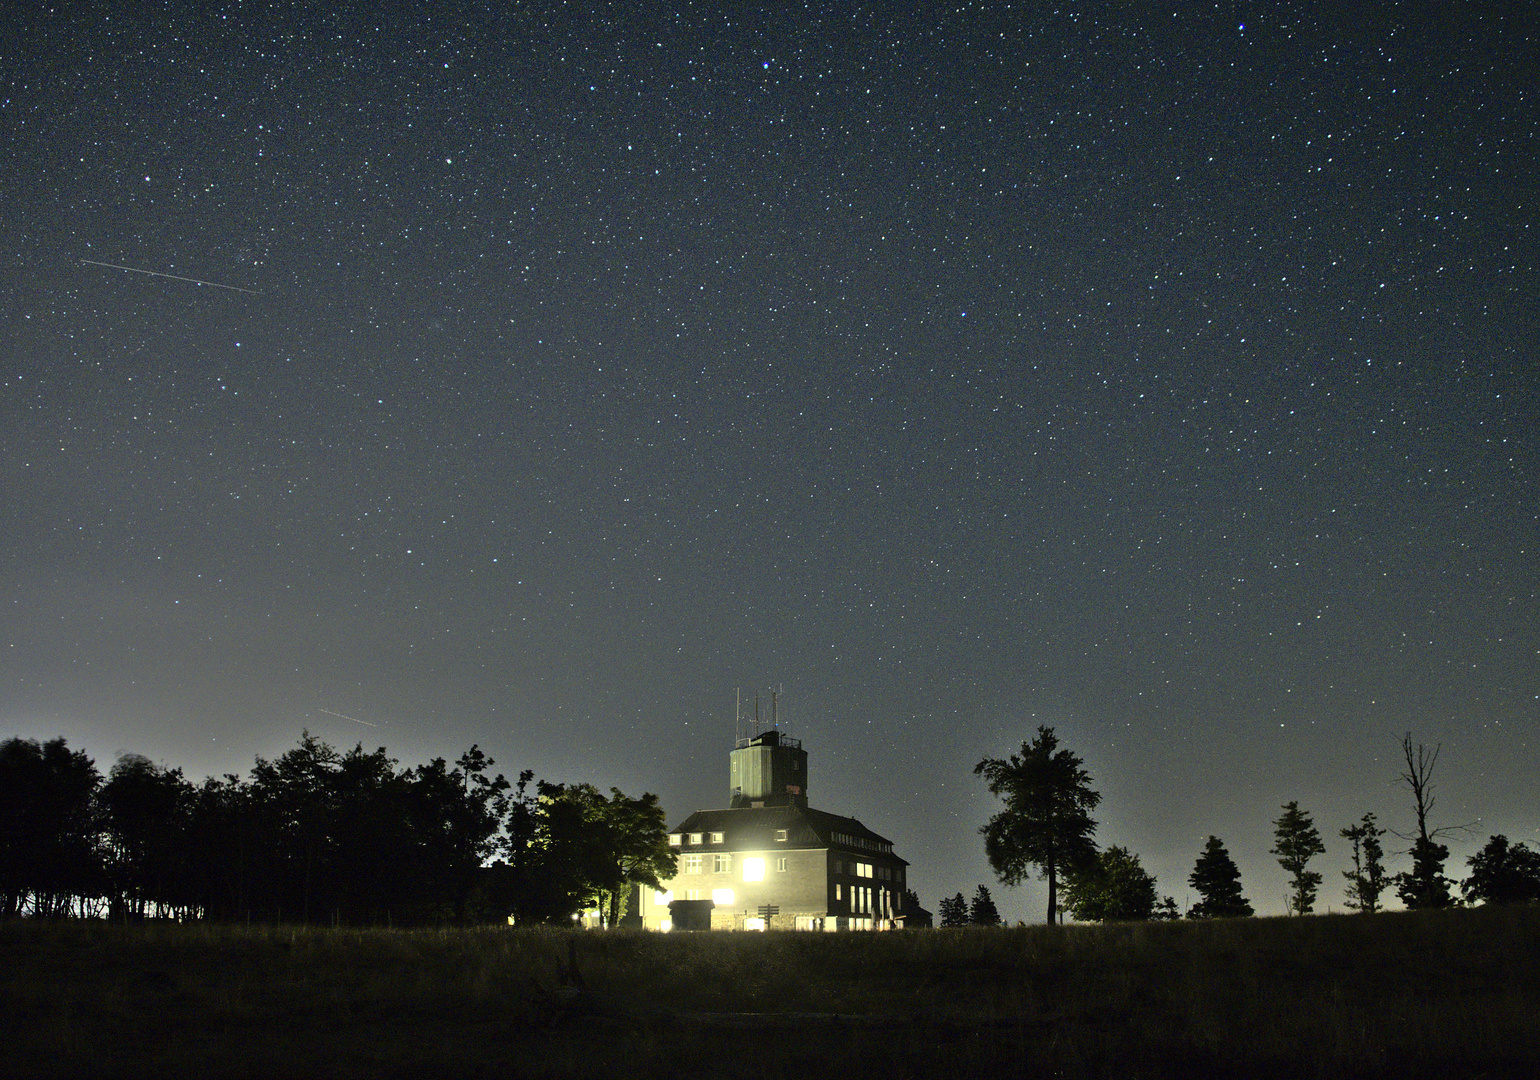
top-left (2, 906), bottom-right (1537, 1078)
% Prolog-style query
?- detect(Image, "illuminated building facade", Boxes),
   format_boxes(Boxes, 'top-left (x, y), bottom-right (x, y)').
top-left (634, 729), bottom-right (910, 931)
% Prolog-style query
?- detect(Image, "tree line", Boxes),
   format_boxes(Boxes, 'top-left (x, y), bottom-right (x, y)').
top-left (0, 733), bottom-right (675, 926)
top-left (974, 728), bottom-right (1540, 924)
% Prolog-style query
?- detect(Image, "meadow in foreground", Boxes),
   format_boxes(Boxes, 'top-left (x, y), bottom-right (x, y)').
top-left (3, 904), bottom-right (1537, 1079)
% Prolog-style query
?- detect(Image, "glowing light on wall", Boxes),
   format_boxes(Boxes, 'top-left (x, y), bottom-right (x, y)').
top-left (742, 857), bottom-right (766, 881)
top-left (712, 888), bottom-right (736, 906)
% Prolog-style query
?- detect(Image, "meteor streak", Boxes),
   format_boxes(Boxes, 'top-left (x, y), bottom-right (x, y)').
top-left (82, 258), bottom-right (262, 294)
top-left (318, 708), bottom-right (378, 727)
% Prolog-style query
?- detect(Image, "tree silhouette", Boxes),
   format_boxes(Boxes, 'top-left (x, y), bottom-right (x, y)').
top-left (0, 738), bottom-right (101, 918)
top-left (1271, 802), bottom-right (1326, 914)
top-left (969, 884), bottom-right (1002, 925)
top-left (531, 782), bottom-right (674, 926)
top-left (1062, 845), bottom-right (1159, 922)
top-left (1340, 812), bottom-right (1388, 914)
top-left (938, 892), bottom-right (969, 927)
top-left (1463, 835), bottom-right (1540, 905)
top-left (0, 730), bottom-right (702, 927)
top-left (975, 726), bottom-right (1100, 924)
top-left (1188, 836), bottom-right (1253, 918)
top-left (408, 747), bottom-right (512, 924)
top-left (100, 754), bottom-right (195, 920)
top-left (1392, 734), bottom-right (1465, 909)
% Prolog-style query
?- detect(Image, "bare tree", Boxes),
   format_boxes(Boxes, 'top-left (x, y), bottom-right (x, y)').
top-left (1392, 734), bottom-right (1471, 909)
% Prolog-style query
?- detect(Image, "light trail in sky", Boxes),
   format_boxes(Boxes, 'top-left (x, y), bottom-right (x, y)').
top-left (318, 708), bottom-right (378, 727)
top-left (82, 258), bottom-right (262, 294)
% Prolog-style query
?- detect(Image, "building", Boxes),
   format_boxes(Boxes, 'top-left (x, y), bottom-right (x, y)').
top-left (633, 728), bottom-right (911, 931)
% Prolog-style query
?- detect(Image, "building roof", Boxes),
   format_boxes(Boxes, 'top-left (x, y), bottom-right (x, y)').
top-left (671, 803), bottom-right (908, 865)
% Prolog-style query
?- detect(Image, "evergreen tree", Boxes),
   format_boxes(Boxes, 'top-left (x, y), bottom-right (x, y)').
top-left (1062, 845), bottom-right (1159, 922)
top-left (969, 884), bottom-right (1002, 925)
top-left (938, 892), bottom-right (969, 927)
top-left (1340, 812), bottom-right (1388, 913)
top-left (1187, 836), bottom-right (1253, 918)
top-left (1152, 895), bottom-right (1182, 920)
top-left (1271, 802), bottom-right (1326, 914)
top-left (1398, 836), bottom-right (1454, 909)
top-left (1463, 835), bottom-right (1540, 905)
top-left (975, 726), bottom-right (1100, 924)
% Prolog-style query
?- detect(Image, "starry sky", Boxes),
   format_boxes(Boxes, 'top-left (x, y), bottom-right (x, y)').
top-left (3, 2), bottom-right (1536, 920)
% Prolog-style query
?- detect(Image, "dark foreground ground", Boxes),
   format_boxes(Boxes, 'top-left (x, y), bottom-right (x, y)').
top-left (3, 905), bottom-right (1537, 1079)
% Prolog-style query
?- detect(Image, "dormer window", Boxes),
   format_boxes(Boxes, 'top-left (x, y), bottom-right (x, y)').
top-left (709, 831), bottom-right (724, 844)
top-left (668, 834), bottom-right (681, 847)
top-left (775, 829), bottom-right (788, 842)
top-left (688, 833), bottom-right (703, 845)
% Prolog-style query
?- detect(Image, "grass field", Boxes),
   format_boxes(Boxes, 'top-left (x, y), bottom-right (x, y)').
top-left (3, 905), bottom-right (1537, 1078)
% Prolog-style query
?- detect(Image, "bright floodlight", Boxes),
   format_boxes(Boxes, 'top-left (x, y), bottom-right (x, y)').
top-left (712, 888), bottom-right (735, 906)
top-left (743, 857), bottom-right (766, 881)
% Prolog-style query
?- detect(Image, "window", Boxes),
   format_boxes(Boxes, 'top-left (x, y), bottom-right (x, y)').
top-left (834, 883), bottom-right (842, 901)
top-left (709, 831), bottom-right (724, 844)
top-left (683, 855), bottom-right (702, 875)
top-left (743, 857), bottom-right (766, 882)
top-left (683, 889), bottom-right (702, 901)
top-left (775, 829), bottom-right (788, 842)
top-left (668, 834), bottom-right (681, 847)
top-left (688, 833), bottom-right (703, 845)
top-left (776, 857), bottom-right (787, 873)
top-left (713, 854), bottom-right (731, 874)
top-left (711, 888), bottom-right (735, 906)
top-left (857, 862), bottom-right (872, 878)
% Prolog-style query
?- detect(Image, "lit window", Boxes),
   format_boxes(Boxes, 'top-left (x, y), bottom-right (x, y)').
top-left (776, 857), bottom-right (787, 873)
top-left (834, 883), bottom-right (842, 900)
top-left (668, 834), bottom-right (681, 846)
top-left (744, 916), bottom-right (766, 931)
top-left (713, 853), bottom-right (732, 873)
top-left (743, 857), bottom-right (766, 882)
top-left (775, 829), bottom-right (788, 842)
top-left (709, 831), bottom-right (724, 844)
top-left (688, 833), bottom-right (703, 845)
top-left (712, 888), bottom-right (735, 906)
top-left (684, 855), bottom-right (702, 875)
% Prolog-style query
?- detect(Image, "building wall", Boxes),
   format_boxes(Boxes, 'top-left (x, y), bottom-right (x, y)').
top-left (644, 845), bottom-right (833, 930)
top-left (640, 845), bottom-right (908, 931)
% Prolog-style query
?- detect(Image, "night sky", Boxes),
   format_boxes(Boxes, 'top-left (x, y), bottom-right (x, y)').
top-left (4, 3), bottom-right (1535, 921)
